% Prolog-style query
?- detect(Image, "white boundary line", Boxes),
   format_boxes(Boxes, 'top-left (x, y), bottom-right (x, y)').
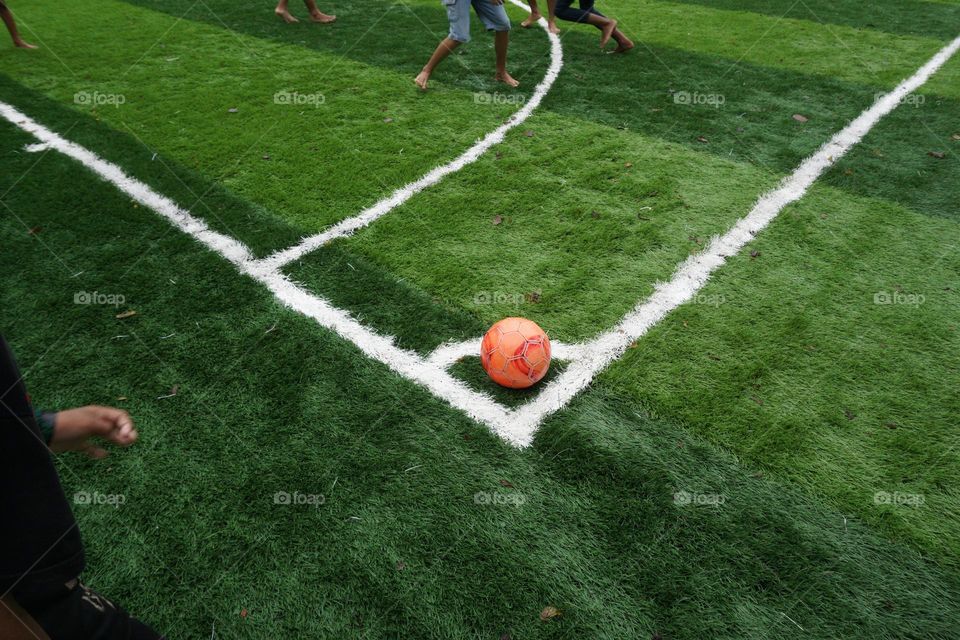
top-left (251, 0), bottom-right (565, 274)
top-left (506, 33), bottom-right (960, 435)
top-left (0, 98), bottom-right (527, 443)
top-left (3, 27), bottom-right (958, 447)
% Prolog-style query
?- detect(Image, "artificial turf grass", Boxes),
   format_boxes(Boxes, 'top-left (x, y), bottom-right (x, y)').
top-left (284, 241), bottom-right (488, 354)
top-left (0, 73), bottom-right (303, 257)
top-left (7, 0), bottom-right (960, 572)
top-left (2, 15), bottom-right (949, 345)
top-left (116, 0), bottom-right (960, 180)
top-left (7, 0), bottom-right (958, 252)
top-left (3, 0), bottom-right (530, 232)
top-left (601, 0), bottom-right (957, 92)
top-left (3, 5), bottom-right (960, 637)
top-left (5, 100), bottom-right (960, 640)
top-left (343, 109), bottom-right (783, 342)
top-left (659, 0), bottom-right (960, 41)
top-left (822, 55), bottom-right (960, 222)
top-left (5, 166), bottom-right (960, 639)
top-left (121, 0), bottom-right (956, 89)
top-left (600, 179), bottom-right (960, 563)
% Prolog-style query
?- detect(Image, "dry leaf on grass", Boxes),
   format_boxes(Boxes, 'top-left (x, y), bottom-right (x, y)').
top-left (539, 606), bottom-right (562, 622)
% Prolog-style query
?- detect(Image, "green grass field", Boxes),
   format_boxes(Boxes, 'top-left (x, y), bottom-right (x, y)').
top-left (1, 0), bottom-right (959, 637)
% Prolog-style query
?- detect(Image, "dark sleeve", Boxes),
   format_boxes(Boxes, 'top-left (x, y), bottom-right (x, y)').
top-left (0, 336), bottom-right (84, 595)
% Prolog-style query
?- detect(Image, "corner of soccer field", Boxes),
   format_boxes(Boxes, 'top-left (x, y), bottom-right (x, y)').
top-left (1, 0), bottom-right (959, 638)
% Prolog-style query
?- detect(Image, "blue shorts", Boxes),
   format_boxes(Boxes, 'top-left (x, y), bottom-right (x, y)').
top-left (444, 0), bottom-right (512, 43)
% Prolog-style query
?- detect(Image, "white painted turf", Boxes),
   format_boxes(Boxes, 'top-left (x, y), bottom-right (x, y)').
top-left (3, 16), bottom-right (959, 446)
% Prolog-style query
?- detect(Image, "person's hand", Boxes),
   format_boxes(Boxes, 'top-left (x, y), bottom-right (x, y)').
top-left (48, 406), bottom-right (138, 458)
top-left (489, 0), bottom-right (504, 5)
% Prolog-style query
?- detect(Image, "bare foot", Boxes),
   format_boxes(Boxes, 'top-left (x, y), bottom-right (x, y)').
top-left (520, 11), bottom-right (542, 28)
top-left (309, 10), bottom-right (336, 23)
top-left (275, 7), bottom-right (299, 23)
top-left (414, 70), bottom-right (431, 91)
top-left (610, 38), bottom-right (634, 54)
top-left (600, 18), bottom-right (617, 49)
top-left (547, 20), bottom-right (560, 35)
top-left (494, 70), bottom-right (519, 88)
top-left (14, 39), bottom-right (37, 49)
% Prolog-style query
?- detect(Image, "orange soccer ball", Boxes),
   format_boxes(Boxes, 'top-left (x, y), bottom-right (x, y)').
top-left (480, 317), bottom-right (551, 389)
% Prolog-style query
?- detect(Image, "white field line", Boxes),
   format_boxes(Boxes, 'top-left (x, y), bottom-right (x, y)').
top-left (0, 8), bottom-right (562, 448)
top-left (502, 33), bottom-right (960, 438)
top-left (0, 99), bottom-right (531, 443)
top-left (250, 0), bottom-right (564, 275)
top-left (4, 29), bottom-right (957, 448)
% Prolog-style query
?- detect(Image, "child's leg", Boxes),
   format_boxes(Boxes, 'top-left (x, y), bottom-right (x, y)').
top-left (608, 25), bottom-right (633, 53)
top-left (493, 30), bottom-right (518, 87)
top-left (520, 0), bottom-right (540, 28)
top-left (303, 0), bottom-right (336, 23)
top-left (414, 37), bottom-right (461, 90)
top-left (275, 0), bottom-right (299, 23)
top-left (521, 0), bottom-right (558, 33)
top-left (416, 0), bottom-right (471, 90)
top-left (0, 2), bottom-right (36, 49)
top-left (545, 0), bottom-right (559, 33)
top-left (474, 0), bottom-right (518, 86)
top-left (555, 0), bottom-right (617, 48)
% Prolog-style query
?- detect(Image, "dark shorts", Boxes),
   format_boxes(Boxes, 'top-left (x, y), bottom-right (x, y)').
top-left (16, 579), bottom-right (163, 640)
